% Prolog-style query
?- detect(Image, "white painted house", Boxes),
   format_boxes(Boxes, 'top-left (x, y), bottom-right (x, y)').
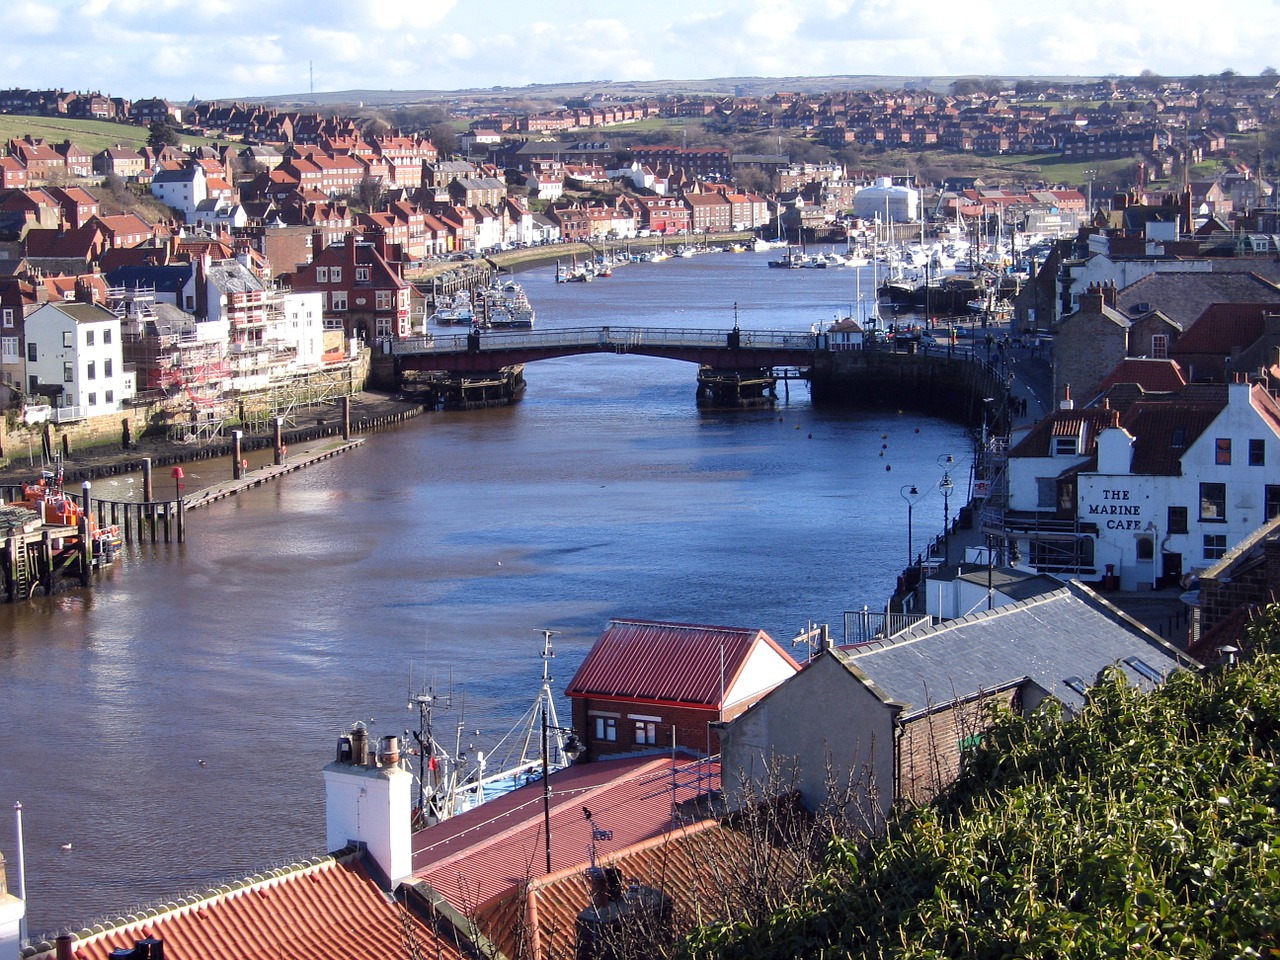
top-left (150, 164), bottom-right (208, 221)
top-left (24, 301), bottom-right (136, 420)
top-left (1002, 382), bottom-right (1280, 591)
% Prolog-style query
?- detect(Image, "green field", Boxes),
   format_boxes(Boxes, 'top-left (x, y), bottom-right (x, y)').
top-left (0, 114), bottom-right (222, 154)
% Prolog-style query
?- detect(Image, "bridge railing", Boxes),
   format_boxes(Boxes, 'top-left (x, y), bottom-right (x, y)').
top-left (390, 326), bottom-right (820, 356)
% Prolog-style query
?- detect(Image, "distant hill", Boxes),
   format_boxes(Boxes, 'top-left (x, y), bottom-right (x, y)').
top-left (235, 74), bottom-right (1106, 109)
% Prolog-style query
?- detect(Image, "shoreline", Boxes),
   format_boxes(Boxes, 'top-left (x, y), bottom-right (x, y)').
top-left (0, 390), bottom-right (424, 489)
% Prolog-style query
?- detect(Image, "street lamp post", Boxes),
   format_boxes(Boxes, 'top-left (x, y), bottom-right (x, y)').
top-left (900, 484), bottom-right (926, 568)
top-left (937, 454), bottom-right (956, 564)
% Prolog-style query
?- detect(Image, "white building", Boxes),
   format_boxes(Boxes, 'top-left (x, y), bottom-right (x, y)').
top-left (853, 177), bottom-right (920, 223)
top-left (24, 301), bottom-right (136, 420)
top-left (1002, 382), bottom-right (1280, 591)
top-left (150, 164), bottom-right (208, 221)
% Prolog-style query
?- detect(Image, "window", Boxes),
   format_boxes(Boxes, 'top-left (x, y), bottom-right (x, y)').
top-left (330, 267), bottom-right (342, 283)
top-left (105, 390), bottom-right (113, 403)
top-left (1215, 438), bottom-right (1231, 465)
top-left (1036, 478), bottom-right (1057, 509)
top-left (85, 329), bottom-right (95, 347)
top-left (1136, 537), bottom-right (1154, 561)
top-left (1052, 436), bottom-right (1078, 456)
top-left (104, 358), bottom-right (112, 378)
top-left (103, 329), bottom-right (112, 345)
top-left (355, 266), bottom-right (370, 282)
top-left (316, 266), bottom-right (329, 282)
top-left (1203, 534), bottom-right (1227, 561)
top-left (376, 290), bottom-right (393, 311)
top-left (634, 720), bottom-right (658, 746)
top-left (1267, 485), bottom-right (1280, 521)
top-left (1249, 439), bottom-right (1265, 466)
top-left (3, 308), bottom-right (13, 328)
top-left (63, 362), bottom-right (73, 383)
top-left (594, 717), bottom-right (617, 742)
top-left (330, 291), bottom-right (348, 311)
top-left (1168, 505), bottom-right (1188, 534)
top-left (87, 392), bottom-right (96, 406)
top-left (86, 361), bottom-right (95, 380)
top-left (1200, 482), bottom-right (1226, 521)
top-left (1, 336), bottom-right (16, 362)
top-left (27, 342), bottom-right (36, 362)
top-left (1151, 333), bottom-right (1168, 359)
top-left (1171, 428), bottom-right (1186, 448)
top-left (63, 331), bottom-right (73, 348)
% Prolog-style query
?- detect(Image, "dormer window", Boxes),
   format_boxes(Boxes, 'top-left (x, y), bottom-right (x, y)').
top-left (1052, 436), bottom-right (1079, 456)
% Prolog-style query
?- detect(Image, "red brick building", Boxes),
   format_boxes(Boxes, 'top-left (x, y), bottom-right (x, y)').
top-left (565, 618), bottom-right (800, 761)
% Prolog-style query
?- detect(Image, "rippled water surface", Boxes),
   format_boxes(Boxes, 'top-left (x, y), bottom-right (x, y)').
top-left (0, 250), bottom-right (968, 934)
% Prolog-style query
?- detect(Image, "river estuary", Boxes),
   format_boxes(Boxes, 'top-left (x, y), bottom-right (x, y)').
top-left (0, 248), bottom-right (969, 935)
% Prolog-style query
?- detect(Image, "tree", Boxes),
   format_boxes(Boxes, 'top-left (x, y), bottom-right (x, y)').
top-left (427, 122), bottom-right (458, 158)
top-left (147, 118), bottom-right (181, 149)
top-left (687, 608), bottom-right (1280, 959)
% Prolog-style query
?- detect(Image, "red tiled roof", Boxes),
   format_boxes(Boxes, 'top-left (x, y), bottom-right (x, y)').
top-left (1096, 357), bottom-right (1187, 394)
top-left (482, 814), bottom-right (786, 960)
top-left (412, 754), bottom-right (720, 916)
top-left (1170, 302), bottom-right (1275, 354)
top-left (1119, 398), bottom-right (1224, 475)
top-left (565, 619), bottom-right (797, 708)
top-left (35, 853), bottom-right (467, 960)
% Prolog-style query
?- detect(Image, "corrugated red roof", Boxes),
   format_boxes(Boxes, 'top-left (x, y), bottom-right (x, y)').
top-left (564, 619), bottom-right (796, 707)
top-left (413, 754), bottom-right (720, 917)
top-left (36, 853), bottom-right (466, 960)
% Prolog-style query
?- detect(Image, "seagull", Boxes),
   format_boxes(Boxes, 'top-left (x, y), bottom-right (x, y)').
top-left (60, 843), bottom-right (72, 850)
top-left (197, 759), bottom-right (207, 767)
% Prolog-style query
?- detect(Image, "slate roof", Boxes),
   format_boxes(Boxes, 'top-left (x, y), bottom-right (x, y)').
top-left (837, 581), bottom-right (1195, 717)
top-left (1116, 271), bottom-right (1280, 331)
top-left (105, 263), bottom-right (194, 294)
top-left (565, 619), bottom-right (798, 708)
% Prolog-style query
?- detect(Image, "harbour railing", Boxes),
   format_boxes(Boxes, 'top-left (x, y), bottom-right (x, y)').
top-left (390, 326), bottom-right (820, 356)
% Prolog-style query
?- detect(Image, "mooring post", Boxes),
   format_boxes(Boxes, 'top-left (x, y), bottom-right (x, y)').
top-left (142, 457), bottom-right (153, 503)
top-left (232, 430), bottom-right (244, 480)
top-left (176, 493), bottom-right (185, 543)
top-left (77, 516), bottom-right (91, 587)
top-left (342, 395), bottom-right (351, 440)
top-left (273, 417), bottom-right (284, 466)
top-left (4, 536), bottom-right (16, 603)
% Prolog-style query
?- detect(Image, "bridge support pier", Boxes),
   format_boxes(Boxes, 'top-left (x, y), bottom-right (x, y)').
top-left (696, 367), bottom-right (777, 409)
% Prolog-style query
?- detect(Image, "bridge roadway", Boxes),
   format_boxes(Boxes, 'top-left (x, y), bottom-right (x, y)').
top-left (389, 325), bottom-right (821, 374)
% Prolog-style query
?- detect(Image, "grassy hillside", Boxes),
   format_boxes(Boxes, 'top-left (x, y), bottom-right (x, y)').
top-left (685, 610), bottom-right (1280, 959)
top-left (0, 114), bottom-right (221, 154)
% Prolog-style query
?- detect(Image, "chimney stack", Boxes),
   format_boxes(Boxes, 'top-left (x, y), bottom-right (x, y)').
top-left (1060, 383), bottom-right (1075, 411)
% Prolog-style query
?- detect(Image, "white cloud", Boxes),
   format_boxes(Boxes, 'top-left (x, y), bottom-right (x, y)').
top-left (8, 0), bottom-right (1280, 99)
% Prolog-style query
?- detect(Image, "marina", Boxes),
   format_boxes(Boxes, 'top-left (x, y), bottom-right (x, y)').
top-left (0, 249), bottom-right (972, 936)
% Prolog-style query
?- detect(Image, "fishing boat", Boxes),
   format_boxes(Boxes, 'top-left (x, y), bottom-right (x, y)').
top-left (406, 631), bottom-right (583, 828)
top-left (430, 289), bottom-right (475, 326)
top-left (481, 277), bottom-right (536, 329)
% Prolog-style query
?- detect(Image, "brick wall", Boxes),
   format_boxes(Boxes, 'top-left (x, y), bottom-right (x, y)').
top-left (896, 687), bottom-right (1019, 806)
top-left (571, 697), bottom-right (720, 760)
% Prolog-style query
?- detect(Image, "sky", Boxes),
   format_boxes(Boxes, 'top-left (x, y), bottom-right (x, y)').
top-left (6, 0), bottom-right (1279, 102)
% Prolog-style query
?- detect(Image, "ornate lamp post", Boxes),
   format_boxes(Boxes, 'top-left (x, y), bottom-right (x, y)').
top-left (900, 484), bottom-right (927, 568)
top-left (937, 454), bottom-right (956, 563)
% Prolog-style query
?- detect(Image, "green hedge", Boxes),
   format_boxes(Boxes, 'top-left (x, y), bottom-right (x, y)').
top-left (686, 610), bottom-right (1280, 960)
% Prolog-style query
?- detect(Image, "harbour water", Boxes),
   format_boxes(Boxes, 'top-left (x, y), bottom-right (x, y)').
top-left (0, 249), bottom-right (969, 935)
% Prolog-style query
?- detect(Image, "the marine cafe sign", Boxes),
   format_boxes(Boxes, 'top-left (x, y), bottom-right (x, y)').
top-left (1085, 488), bottom-right (1146, 531)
